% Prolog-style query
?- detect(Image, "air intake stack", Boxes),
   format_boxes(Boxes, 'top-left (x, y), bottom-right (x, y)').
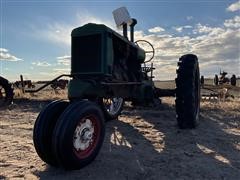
top-left (112, 7), bottom-right (137, 41)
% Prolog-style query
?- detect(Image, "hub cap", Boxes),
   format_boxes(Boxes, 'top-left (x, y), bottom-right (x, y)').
top-left (73, 119), bottom-right (94, 151)
top-left (73, 115), bottom-right (100, 159)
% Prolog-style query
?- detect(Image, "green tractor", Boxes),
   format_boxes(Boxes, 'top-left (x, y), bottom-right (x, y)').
top-left (33, 7), bottom-right (200, 169)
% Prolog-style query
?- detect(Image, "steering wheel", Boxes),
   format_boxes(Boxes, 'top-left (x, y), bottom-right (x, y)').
top-left (135, 40), bottom-right (155, 63)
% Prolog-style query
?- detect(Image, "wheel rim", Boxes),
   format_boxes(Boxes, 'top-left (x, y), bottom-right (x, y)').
top-left (73, 115), bottom-right (100, 159)
top-left (0, 85), bottom-right (7, 105)
top-left (102, 97), bottom-right (123, 116)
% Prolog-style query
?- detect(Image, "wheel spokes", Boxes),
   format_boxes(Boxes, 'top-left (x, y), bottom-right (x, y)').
top-left (103, 97), bottom-right (123, 115)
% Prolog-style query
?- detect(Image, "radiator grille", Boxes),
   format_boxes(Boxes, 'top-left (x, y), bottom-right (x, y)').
top-left (71, 34), bottom-right (102, 74)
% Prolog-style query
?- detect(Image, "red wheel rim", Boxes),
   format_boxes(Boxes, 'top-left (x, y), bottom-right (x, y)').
top-left (73, 115), bottom-right (100, 159)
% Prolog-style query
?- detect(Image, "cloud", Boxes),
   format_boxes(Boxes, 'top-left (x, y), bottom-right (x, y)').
top-left (34, 22), bottom-right (72, 46)
top-left (148, 27), bottom-right (165, 33)
top-left (57, 55), bottom-right (71, 66)
top-left (194, 23), bottom-right (213, 34)
top-left (227, 1), bottom-right (240, 12)
top-left (174, 27), bottom-right (183, 32)
top-left (32, 61), bottom-right (51, 67)
top-left (134, 16), bottom-right (240, 79)
top-left (224, 15), bottom-right (240, 28)
top-left (39, 68), bottom-right (70, 78)
top-left (31, 13), bottom-right (240, 80)
top-left (186, 16), bottom-right (193, 20)
top-left (0, 48), bottom-right (23, 61)
top-left (173, 25), bottom-right (192, 32)
top-left (193, 23), bottom-right (224, 35)
top-left (0, 48), bottom-right (8, 53)
top-left (32, 13), bottom-right (114, 46)
top-left (184, 25), bottom-right (192, 29)
top-left (53, 68), bottom-right (70, 74)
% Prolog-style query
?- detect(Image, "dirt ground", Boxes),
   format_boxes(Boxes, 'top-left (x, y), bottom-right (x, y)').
top-left (0, 90), bottom-right (240, 180)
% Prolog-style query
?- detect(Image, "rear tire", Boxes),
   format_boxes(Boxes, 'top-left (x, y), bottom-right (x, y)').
top-left (175, 54), bottom-right (200, 129)
top-left (231, 75), bottom-right (236, 86)
top-left (214, 75), bottom-right (219, 85)
top-left (52, 100), bottom-right (105, 169)
top-left (0, 76), bottom-right (13, 107)
top-left (33, 100), bottom-right (69, 166)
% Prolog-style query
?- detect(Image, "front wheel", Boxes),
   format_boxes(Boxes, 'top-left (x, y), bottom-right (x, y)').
top-left (99, 97), bottom-right (124, 120)
top-left (175, 54), bottom-right (200, 129)
top-left (52, 100), bottom-right (105, 169)
top-left (33, 100), bottom-right (69, 166)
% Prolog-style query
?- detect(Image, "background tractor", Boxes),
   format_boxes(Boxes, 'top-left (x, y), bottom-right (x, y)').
top-left (32, 7), bottom-right (200, 170)
top-left (213, 70), bottom-right (236, 86)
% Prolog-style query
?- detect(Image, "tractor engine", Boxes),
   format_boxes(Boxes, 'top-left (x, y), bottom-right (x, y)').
top-left (71, 23), bottom-right (145, 80)
top-left (69, 23), bottom-right (151, 101)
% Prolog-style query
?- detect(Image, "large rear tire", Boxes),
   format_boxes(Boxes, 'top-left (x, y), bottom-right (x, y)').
top-left (33, 100), bottom-right (69, 166)
top-left (0, 76), bottom-right (13, 107)
top-left (52, 100), bottom-right (105, 169)
top-left (175, 54), bottom-right (200, 129)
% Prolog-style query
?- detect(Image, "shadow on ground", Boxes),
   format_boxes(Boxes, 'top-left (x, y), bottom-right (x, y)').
top-left (31, 99), bottom-right (240, 180)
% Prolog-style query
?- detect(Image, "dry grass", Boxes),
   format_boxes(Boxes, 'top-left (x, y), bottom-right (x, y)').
top-left (13, 88), bottom-right (68, 101)
top-left (0, 84), bottom-right (239, 179)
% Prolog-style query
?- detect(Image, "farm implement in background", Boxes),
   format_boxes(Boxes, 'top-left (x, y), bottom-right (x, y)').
top-left (0, 74), bottom-right (69, 106)
top-left (200, 72), bottom-right (238, 101)
top-left (213, 70), bottom-right (236, 86)
top-left (201, 84), bottom-right (239, 101)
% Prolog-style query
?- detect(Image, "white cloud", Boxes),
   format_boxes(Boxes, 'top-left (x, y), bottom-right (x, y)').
top-left (76, 12), bottom-right (114, 29)
top-left (34, 22), bottom-right (72, 46)
top-left (174, 27), bottom-right (183, 32)
top-left (0, 48), bottom-right (23, 62)
top-left (32, 61), bottom-right (51, 67)
top-left (32, 13), bottom-right (114, 46)
top-left (186, 16), bottom-right (193, 20)
top-left (227, 1), bottom-right (240, 12)
top-left (224, 15), bottom-right (240, 28)
top-left (38, 68), bottom-right (70, 78)
top-left (148, 27), bottom-right (165, 33)
top-left (135, 17), bottom-right (240, 79)
top-left (53, 68), bottom-right (70, 74)
top-left (193, 23), bottom-right (224, 36)
top-left (0, 48), bottom-right (8, 53)
top-left (184, 25), bottom-right (192, 29)
top-left (173, 25), bottom-right (192, 32)
top-left (194, 23), bottom-right (213, 33)
top-left (57, 55), bottom-right (71, 66)
top-left (31, 14), bottom-right (240, 80)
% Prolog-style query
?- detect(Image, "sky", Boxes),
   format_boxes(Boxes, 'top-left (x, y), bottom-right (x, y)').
top-left (0, 0), bottom-right (240, 81)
